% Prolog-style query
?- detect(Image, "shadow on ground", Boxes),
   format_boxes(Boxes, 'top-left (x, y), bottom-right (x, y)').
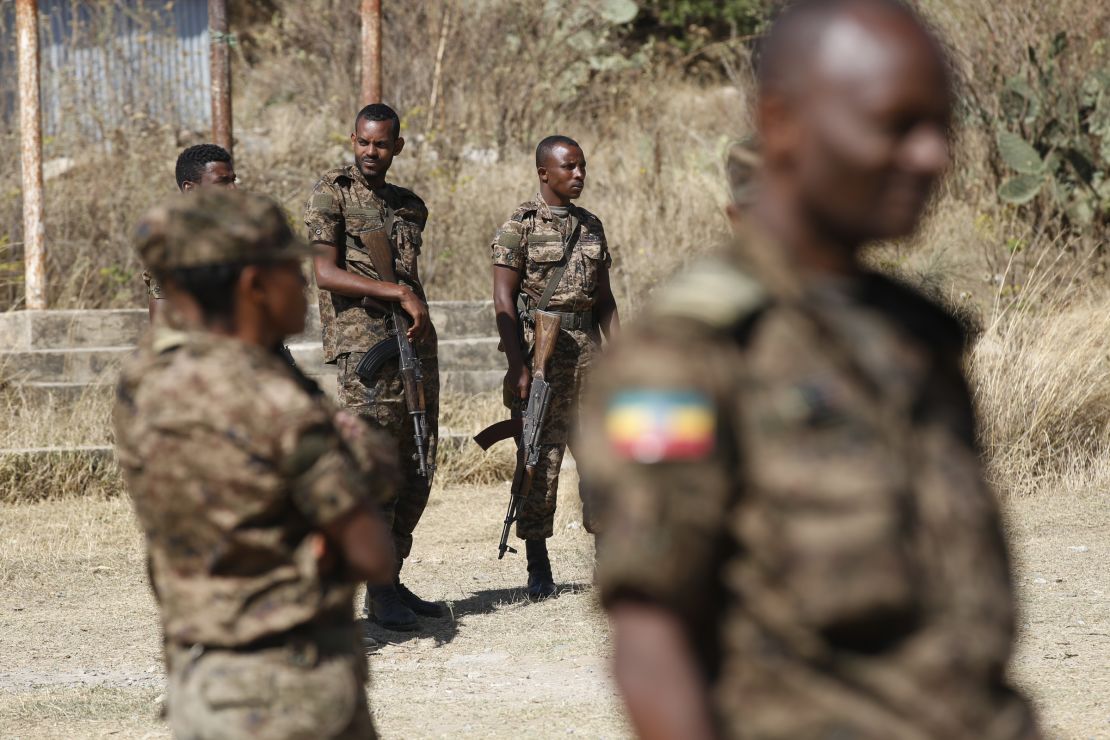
top-left (361, 582), bottom-right (591, 652)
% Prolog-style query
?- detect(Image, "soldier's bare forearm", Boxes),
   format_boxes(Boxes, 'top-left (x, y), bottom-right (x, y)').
top-left (323, 503), bottom-right (396, 585)
top-left (611, 604), bottom-right (715, 740)
top-left (495, 310), bottom-right (527, 370)
top-left (596, 269), bottom-right (620, 340)
top-left (312, 243), bottom-right (408, 303)
top-left (493, 265), bottom-right (528, 370)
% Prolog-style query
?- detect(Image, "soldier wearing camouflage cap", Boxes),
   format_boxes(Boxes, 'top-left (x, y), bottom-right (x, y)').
top-left (578, 1), bottom-right (1041, 738)
top-left (115, 189), bottom-right (396, 739)
top-left (490, 135), bottom-right (621, 599)
top-left (305, 103), bottom-right (443, 631)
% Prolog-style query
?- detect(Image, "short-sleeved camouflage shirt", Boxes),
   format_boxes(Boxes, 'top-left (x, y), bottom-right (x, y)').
top-left (113, 328), bottom-right (393, 649)
top-left (304, 166), bottom-right (434, 364)
top-left (579, 231), bottom-right (1039, 739)
top-left (490, 195), bottom-right (612, 313)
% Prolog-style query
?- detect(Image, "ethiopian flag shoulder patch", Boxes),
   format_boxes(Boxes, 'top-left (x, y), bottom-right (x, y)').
top-left (605, 389), bottom-right (716, 463)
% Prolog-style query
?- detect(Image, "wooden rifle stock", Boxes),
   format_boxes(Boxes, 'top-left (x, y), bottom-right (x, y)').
top-left (530, 310), bottom-right (560, 383)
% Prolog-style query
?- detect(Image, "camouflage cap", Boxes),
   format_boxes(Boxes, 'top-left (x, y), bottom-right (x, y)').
top-left (136, 190), bottom-right (314, 273)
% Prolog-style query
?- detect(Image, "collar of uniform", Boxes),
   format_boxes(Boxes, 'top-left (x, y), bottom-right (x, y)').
top-left (164, 329), bottom-right (284, 366)
top-left (346, 165), bottom-right (392, 204)
top-left (532, 194), bottom-right (577, 224)
top-left (724, 221), bottom-right (867, 306)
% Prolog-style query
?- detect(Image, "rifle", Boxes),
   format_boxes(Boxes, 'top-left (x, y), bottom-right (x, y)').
top-left (473, 310), bottom-right (562, 559)
top-left (354, 226), bottom-right (434, 484)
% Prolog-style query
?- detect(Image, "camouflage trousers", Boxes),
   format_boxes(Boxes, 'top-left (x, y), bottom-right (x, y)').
top-left (504, 325), bottom-right (601, 540)
top-left (165, 635), bottom-right (375, 739)
top-left (337, 351), bottom-right (439, 561)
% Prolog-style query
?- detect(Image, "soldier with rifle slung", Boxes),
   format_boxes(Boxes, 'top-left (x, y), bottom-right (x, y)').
top-left (305, 103), bottom-right (443, 632)
top-left (487, 135), bottom-right (621, 599)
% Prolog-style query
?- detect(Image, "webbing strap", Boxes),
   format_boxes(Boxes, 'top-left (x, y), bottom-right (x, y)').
top-left (535, 212), bottom-right (580, 311)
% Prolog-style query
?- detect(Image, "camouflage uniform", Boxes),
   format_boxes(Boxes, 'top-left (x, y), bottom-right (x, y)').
top-left (579, 228), bottom-right (1040, 740)
top-left (304, 166), bottom-right (438, 560)
top-left (116, 191), bottom-right (394, 739)
top-left (491, 194), bottom-right (611, 539)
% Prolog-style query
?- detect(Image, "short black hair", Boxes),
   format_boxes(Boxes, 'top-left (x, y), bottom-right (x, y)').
top-left (159, 263), bottom-right (245, 320)
top-left (354, 103), bottom-right (401, 140)
top-left (754, 0), bottom-right (932, 97)
top-left (175, 144), bottom-right (232, 190)
top-left (535, 135), bottom-right (582, 168)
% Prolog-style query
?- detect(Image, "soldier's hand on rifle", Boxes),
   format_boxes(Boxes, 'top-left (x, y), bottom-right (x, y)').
top-left (507, 363), bottom-right (532, 400)
top-left (397, 285), bottom-right (431, 342)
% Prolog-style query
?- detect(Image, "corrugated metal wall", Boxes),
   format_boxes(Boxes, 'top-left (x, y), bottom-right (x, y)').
top-left (0, 0), bottom-right (210, 138)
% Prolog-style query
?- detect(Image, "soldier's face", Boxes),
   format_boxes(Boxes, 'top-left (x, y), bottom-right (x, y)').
top-left (182, 161), bottom-right (237, 192)
top-left (352, 118), bottom-right (404, 182)
top-left (256, 260), bottom-right (308, 339)
top-left (763, 15), bottom-right (952, 244)
top-left (539, 145), bottom-right (587, 202)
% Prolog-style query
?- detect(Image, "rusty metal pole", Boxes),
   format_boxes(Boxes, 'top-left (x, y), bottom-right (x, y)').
top-left (360, 0), bottom-right (382, 105)
top-left (208, 0), bottom-right (232, 154)
top-left (16, 0), bottom-right (45, 310)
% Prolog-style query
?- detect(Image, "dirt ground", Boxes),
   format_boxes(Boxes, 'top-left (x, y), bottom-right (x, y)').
top-left (0, 475), bottom-right (1106, 739)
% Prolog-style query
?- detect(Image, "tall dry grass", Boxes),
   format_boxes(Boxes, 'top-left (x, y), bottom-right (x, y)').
top-left (1, 0), bottom-right (1108, 502)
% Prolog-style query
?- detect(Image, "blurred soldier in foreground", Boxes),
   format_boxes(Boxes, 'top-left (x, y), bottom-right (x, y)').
top-left (579, 1), bottom-right (1041, 738)
top-left (143, 143), bottom-right (237, 319)
top-left (305, 103), bottom-right (443, 630)
top-left (115, 191), bottom-right (396, 738)
top-left (490, 136), bottom-right (620, 598)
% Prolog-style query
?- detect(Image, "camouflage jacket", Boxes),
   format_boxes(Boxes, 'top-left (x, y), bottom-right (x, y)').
top-left (490, 195), bottom-right (612, 314)
top-left (113, 327), bottom-right (394, 648)
top-left (579, 229), bottom-right (1039, 740)
top-left (305, 165), bottom-right (435, 363)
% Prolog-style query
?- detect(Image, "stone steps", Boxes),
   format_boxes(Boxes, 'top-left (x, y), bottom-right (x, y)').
top-left (0, 302), bottom-right (502, 394)
top-left (0, 301), bottom-right (495, 351)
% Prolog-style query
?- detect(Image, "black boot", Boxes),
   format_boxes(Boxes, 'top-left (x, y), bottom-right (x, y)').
top-left (525, 539), bottom-right (557, 600)
top-left (396, 560), bottom-right (446, 618)
top-left (365, 584), bottom-right (419, 631)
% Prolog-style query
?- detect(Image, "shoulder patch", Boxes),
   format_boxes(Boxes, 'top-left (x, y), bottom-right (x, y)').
top-left (606, 389), bottom-right (715, 463)
top-left (310, 191), bottom-right (339, 211)
top-left (653, 258), bottom-right (766, 329)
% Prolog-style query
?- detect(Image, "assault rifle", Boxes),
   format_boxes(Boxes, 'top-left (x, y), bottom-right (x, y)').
top-left (473, 310), bottom-right (562, 559)
top-left (354, 226), bottom-right (434, 483)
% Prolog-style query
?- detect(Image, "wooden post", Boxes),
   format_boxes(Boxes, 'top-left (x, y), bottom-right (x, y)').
top-left (208, 0), bottom-right (232, 154)
top-left (16, 0), bottom-right (45, 310)
top-left (360, 0), bottom-right (382, 105)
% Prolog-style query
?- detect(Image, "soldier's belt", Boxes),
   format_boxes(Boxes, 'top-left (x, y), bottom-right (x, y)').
top-left (524, 308), bottom-right (594, 332)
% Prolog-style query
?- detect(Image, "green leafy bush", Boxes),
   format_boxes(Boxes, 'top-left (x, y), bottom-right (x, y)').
top-left (994, 33), bottom-right (1110, 229)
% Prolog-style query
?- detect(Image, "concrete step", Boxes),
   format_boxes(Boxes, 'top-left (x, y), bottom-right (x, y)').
top-left (0, 346), bottom-right (133, 384)
top-left (11, 369), bottom-right (502, 406)
top-left (0, 301), bottom-right (494, 352)
top-left (1, 338), bottom-right (503, 386)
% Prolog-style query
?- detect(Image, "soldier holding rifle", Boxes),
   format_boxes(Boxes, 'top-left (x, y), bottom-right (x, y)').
top-left (487, 136), bottom-right (620, 599)
top-left (305, 103), bottom-right (443, 631)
